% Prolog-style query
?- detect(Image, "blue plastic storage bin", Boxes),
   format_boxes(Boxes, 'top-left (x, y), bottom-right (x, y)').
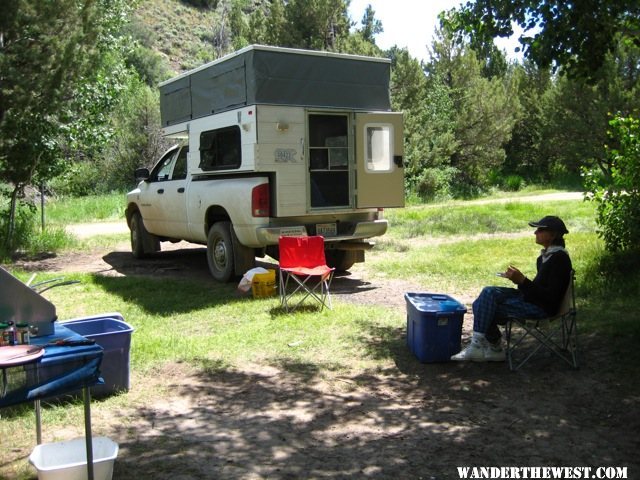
top-left (405, 293), bottom-right (467, 363)
top-left (64, 314), bottom-right (133, 397)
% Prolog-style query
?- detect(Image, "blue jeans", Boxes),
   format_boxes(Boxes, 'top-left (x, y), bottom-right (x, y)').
top-left (472, 286), bottom-right (548, 344)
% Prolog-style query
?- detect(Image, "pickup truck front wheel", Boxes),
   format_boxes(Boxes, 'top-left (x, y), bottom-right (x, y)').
top-left (207, 221), bottom-right (234, 282)
top-left (130, 211), bottom-right (160, 258)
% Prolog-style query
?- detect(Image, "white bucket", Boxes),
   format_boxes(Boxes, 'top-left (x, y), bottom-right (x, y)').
top-left (29, 437), bottom-right (118, 480)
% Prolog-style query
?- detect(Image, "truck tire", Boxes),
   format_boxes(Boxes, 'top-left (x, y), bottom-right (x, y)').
top-left (325, 250), bottom-right (356, 272)
top-left (207, 221), bottom-right (235, 282)
top-left (130, 211), bottom-right (160, 259)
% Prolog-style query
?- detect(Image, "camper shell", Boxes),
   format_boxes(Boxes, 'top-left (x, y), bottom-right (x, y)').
top-left (126, 45), bottom-right (404, 281)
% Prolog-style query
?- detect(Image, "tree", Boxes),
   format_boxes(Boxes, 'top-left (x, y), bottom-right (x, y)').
top-left (426, 30), bottom-right (521, 194)
top-left (584, 115), bottom-right (640, 252)
top-left (360, 4), bottom-right (383, 44)
top-left (284, 0), bottom-right (351, 50)
top-left (536, 40), bottom-right (640, 186)
top-left (441, 0), bottom-right (640, 81)
top-left (0, 0), bottom-right (130, 250)
top-left (502, 61), bottom-right (553, 183)
top-left (231, 0), bottom-right (352, 52)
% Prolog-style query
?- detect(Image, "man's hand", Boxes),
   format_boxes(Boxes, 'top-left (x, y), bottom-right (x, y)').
top-left (505, 265), bottom-right (526, 285)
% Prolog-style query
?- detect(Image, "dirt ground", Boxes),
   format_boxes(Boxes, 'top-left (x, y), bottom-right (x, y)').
top-left (5, 227), bottom-right (639, 480)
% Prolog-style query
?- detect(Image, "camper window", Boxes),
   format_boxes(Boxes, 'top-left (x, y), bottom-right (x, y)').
top-left (199, 126), bottom-right (241, 171)
top-left (365, 124), bottom-right (393, 172)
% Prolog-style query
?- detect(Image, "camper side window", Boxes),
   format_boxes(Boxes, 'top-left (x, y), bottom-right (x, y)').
top-left (199, 126), bottom-right (241, 171)
top-left (365, 124), bottom-right (394, 173)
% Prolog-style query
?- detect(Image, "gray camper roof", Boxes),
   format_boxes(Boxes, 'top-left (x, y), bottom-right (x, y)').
top-left (159, 45), bottom-right (392, 127)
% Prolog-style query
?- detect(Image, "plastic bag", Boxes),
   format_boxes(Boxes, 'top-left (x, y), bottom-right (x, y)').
top-left (237, 267), bottom-right (270, 294)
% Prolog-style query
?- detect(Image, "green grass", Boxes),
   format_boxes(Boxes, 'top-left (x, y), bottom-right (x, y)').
top-left (8, 272), bottom-right (402, 376)
top-left (44, 192), bottom-right (126, 224)
top-left (8, 191), bottom-right (636, 372)
top-left (384, 198), bottom-right (595, 238)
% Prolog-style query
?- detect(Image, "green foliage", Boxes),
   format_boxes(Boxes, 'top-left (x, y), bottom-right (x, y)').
top-left (181, 0), bottom-right (219, 8)
top-left (391, 48), bottom-right (457, 200)
top-left (100, 81), bottom-right (171, 192)
top-left (501, 174), bottom-right (526, 191)
top-left (421, 30), bottom-right (521, 195)
top-left (502, 61), bottom-right (553, 182)
top-left (48, 162), bottom-right (106, 197)
top-left (359, 4), bottom-right (383, 43)
top-left (232, 0), bottom-right (353, 52)
top-left (0, 0), bottom-right (133, 250)
top-left (584, 114), bottom-right (640, 252)
top-left (50, 74), bottom-right (169, 195)
top-left (441, 0), bottom-right (640, 81)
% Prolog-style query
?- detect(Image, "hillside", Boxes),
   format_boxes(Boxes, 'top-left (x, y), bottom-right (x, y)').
top-left (133, 0), bottom-right (224, 75)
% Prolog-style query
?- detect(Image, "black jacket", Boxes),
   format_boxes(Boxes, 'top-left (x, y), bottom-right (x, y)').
top-left (519, 249), bottom-right (572, 315)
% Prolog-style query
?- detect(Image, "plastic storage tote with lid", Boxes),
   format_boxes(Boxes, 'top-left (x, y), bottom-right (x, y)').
top-left (405, 293), bottom-right (467, 362)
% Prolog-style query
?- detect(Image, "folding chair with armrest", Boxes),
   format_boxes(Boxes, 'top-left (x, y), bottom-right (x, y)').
top-left (503, 270), bottom-right (578, 371)
top-left (278, 236), bottom-right (335, 312)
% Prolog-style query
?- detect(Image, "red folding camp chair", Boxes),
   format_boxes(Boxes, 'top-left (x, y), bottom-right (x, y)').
top-left (278, 236), bottom-right (335, 312)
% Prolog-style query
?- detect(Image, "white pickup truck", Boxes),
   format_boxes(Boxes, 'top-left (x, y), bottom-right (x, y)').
top-left (126, 45), bottom-right (404, 282)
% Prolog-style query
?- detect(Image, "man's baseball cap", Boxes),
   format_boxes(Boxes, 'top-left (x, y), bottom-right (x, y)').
top-left (528, 216), bottom-right (569, 234)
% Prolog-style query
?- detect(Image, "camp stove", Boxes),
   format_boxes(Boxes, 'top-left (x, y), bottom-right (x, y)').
top-left (0, 266), bottom-right (57, 337)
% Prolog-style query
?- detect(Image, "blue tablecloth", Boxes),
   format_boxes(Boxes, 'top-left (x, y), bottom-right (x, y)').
top-left (0, 323), bottom-right (103, 408)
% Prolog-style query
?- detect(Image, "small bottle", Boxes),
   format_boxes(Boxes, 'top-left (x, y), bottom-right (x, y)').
top-left (16, 322), bottom-right (30, 345)
top-left (0, 323), bottom-right (8, 347)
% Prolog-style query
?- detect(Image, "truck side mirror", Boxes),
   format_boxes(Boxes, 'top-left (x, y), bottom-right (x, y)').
top-left (134, 168), bottom-right (150, 182)
top-left (393, 156), bottom-right (404, 168)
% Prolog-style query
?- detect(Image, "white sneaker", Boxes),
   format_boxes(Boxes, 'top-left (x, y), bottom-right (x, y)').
top-left (451, 339), bottom-right (485, 361)
top-left (451, 339), bottom-right (506, 362)
top-left (484, 344), bottom-right (506, 362)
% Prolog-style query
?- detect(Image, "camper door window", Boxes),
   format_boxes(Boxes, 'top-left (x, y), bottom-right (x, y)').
top-left (199, 126), bottom-right (241, 171)
top-left (365, 124), bottom-right (394, 173)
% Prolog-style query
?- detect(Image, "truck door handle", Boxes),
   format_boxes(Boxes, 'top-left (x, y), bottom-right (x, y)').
top-left (157, 189), bottom-right (164, 194)
top-left (177, 187), bottom-right (185, 193)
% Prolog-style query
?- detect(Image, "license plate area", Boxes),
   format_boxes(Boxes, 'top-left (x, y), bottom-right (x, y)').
top-left (316, 222), bottom-right (337, 237)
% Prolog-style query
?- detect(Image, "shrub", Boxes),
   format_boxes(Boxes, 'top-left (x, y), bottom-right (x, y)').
top-left (502, 174), bottom-right (525, 191)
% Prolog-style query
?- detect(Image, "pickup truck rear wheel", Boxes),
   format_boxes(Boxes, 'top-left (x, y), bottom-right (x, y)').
top-left (325, 250), bottom-right (356, 272)
top-left (207, 221), bottom-right (234, 282)
top-left (130, 211), bottom-right (160, 258)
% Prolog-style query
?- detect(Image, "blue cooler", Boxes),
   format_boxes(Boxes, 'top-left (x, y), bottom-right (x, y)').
top-left (64, 313), bottom-right (133, 397)
top-left (405, 293), bottom-right (467, 362)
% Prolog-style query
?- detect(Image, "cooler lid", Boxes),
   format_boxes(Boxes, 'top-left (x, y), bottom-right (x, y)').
top-left (404, 292), bottom-right (467, 313)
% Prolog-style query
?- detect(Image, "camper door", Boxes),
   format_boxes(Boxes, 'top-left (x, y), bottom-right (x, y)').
top-left (355, 112), bottom-right (404, 208)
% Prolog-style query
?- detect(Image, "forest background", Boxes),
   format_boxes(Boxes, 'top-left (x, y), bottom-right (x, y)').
top-left (0, 0), bottom-right (639, 258)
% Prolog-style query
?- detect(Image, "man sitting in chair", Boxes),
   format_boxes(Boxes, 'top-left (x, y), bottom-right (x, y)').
top-left (452, 216), bottom-right (572, 362)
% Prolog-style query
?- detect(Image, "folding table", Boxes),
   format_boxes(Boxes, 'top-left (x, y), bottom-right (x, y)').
top-left (0, 323), bottom-right (104, 480)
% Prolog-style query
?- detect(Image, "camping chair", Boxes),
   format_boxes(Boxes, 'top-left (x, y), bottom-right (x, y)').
top-left (503, 270), bottom-right (578, 371)
top-left (278, 236), bottom-right (335, 312)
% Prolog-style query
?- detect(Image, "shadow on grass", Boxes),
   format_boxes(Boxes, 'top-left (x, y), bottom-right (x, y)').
top-left (108, 344), bottom-right (639, 480)
top-left (91, 273), bottom-right (241, 315)
top-left (104, 282), bottom-right (638, 478)
top-left (97, 249), bottom-right (379, 316)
